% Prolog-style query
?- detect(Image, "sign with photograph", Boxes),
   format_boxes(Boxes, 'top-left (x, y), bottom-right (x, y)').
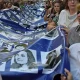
top-left (0, 24), bottom-right (70, 80)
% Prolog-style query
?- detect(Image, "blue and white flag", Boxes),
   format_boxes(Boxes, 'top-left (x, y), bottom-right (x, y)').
top-left (0, 26), bottom-right (70, 80)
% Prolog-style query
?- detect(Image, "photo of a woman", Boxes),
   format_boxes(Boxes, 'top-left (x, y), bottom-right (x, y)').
top-left (10, 49), bottom-right (36, 71)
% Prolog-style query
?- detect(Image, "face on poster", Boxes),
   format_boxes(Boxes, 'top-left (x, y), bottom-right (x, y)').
top-left (41, 45), bottom-right (62, 74)
top-left (10, 49), bottom-right (38, 73)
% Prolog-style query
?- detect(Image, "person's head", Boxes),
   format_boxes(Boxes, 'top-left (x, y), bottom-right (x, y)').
top-left (53, 1), bottom-right (61, 14)
top-left (3, 2), bottom-right (7, 9)
top-left (0, 0), bottom-right (3, 3)
top-left (64, 0), bottom-right (80, 10)
top-left (15, 43), bottom-right (27, 51)
top-left (15, 51), bottom-right (28, 65)
top-left (47, 21), bottom-right (56, 31)
top-left (7, 2), bottom-right (12, 8)
top-left (14, 50), bottom-right (35, 65)
top-left (45, 0), bottom-right (51, 10)
top-left (76, 3), bottom-right (80, 24)
top-left (13, 2), bottom-right (20, 7)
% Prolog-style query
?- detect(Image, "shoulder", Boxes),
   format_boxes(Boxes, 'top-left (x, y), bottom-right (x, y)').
top-left (60, 9), bottom-right (68, 14)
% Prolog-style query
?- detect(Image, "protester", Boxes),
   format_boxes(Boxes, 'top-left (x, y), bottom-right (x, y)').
top-left (44, 0), bottom-right (61, 22)
top-left (44, 0), bottom-right (53, 20)
top-left (13, 2), bottom-right (20, 8)
top-left (58, 0), bottom-right (80, 29)
top-left (52, 0), bottom-right (62, 25)
top-left (3, 1), bottom-right (7, 9)
top-left (44, 0), bottom-right (52, 12)
top-left (7, 2), bottom-right (13, 9)
top-left (61, 3), bottom-right (80, 80)
top-left (61, 3), bottom-right (80, 46)
top-left (66, 5), bottom-right (80, 80)
top-left (46, 21), bottom-right (56, 31)
top-left (69, 43), bottom-right (80, 80)
top-left (46, 0), bottom-right (63, 31)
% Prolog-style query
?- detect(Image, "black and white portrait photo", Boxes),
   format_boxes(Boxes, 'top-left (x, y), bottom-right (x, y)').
top-left (41, 45), bottom-right (62, 74)
top-left (10, 49), bottom-right (38, 72)
top-left (45, 50), bottom-right (61, 69)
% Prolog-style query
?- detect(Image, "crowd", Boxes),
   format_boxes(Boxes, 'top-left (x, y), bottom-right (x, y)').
top-left (0, 0), bottom-right (80, 80)
top-left (44, 0), bottom-right (80, 80)
top-left (0, 0), bottom-right (39, 10)
top-left (0, 0), bottom-right (20, 10)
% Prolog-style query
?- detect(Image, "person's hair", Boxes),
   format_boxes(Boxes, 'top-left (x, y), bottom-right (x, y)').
top-left (7, 1), bottom-right (13, 8)
top-left (76, 3), bottom-right (80, 12)
top-left (15, 43), bottom-right (27, 49)
top-left (45, 0), bottom-right (51, 10)
top-left (64, 0), bottom-right (80, 10)
top-left (53, 0), bottom-right (62, 14)
top-left (11, 49), bottom-right (35, 69)
top-left (25, 49), bottom-right (35, 66)
top-left (13, 2), bottom-right (20, 7)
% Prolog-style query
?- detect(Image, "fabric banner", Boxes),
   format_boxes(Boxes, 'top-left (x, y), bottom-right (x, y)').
top-left (0, 25), bottom-right (70, 80)
top-left (0, 9), bottom-right (47, 30)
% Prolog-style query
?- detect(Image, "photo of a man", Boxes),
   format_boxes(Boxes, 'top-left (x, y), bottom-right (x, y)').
top-left (45, 50), bottom-right (61, 69)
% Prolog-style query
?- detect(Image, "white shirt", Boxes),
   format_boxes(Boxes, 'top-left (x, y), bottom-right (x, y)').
top-left (58, 10), bottom-right (78, 29)
top-left (69, 43), bottom-right (80, 80)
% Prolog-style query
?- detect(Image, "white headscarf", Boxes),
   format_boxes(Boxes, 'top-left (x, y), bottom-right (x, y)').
top-left (69, 43), bottom-right (80, 80)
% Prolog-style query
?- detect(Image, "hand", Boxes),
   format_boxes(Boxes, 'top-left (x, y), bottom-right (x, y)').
top-left (61, 26), bottom-right (70, 46)
top-left (61, 27), bottom-right (69, 35)
top-left (65, 68), bottom-right (73, 80)
top-left (60, 69), bottom-right (73, 80)
top-left (47, 21), bottom-right (56, 31)
top-left (65, 47), bottom-right (70, 55)
top-left (61, 75), bottom-right (67, 80)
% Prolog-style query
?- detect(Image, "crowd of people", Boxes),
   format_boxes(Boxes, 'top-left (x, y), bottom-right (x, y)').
top-left (44, 0), bottom-right (80, 80)
top-left (0, 0), bottom-right (39, 10)
top-left (0, 0), bottom-right (20, 10)
top-left (0, 0), bottom-right (80, 80)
